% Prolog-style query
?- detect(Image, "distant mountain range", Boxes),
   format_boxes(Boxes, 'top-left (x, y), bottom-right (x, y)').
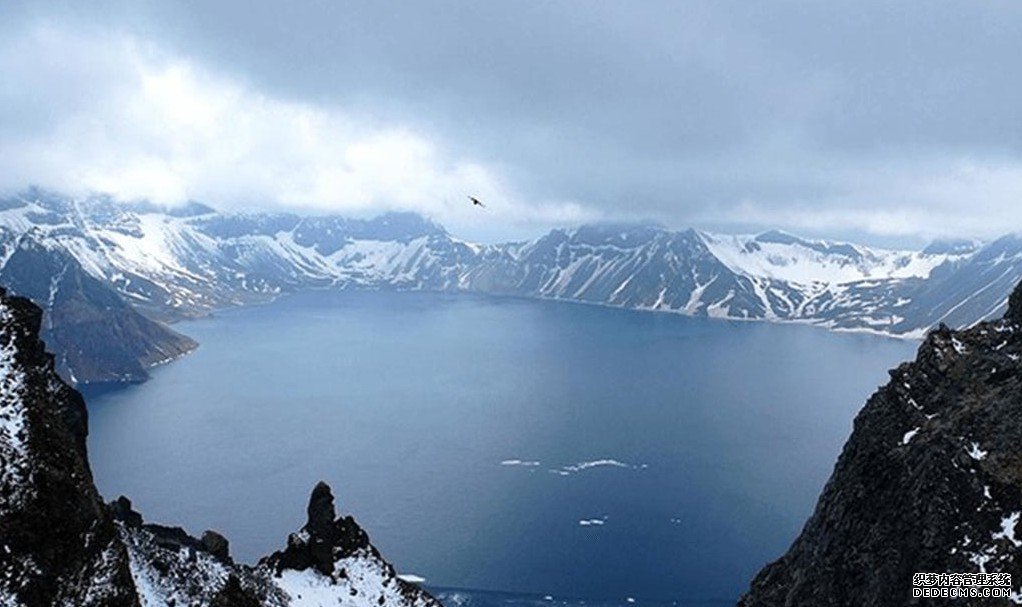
top-left (4, 187), bottom-right (1022, 384)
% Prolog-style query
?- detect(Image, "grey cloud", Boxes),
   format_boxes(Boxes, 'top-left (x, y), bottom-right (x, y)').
top-left (4, 1), bottom-right (1022, 243)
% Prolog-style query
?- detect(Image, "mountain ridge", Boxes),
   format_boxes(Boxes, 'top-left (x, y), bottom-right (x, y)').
top-left (5, 188), bottom-right (1022, 384)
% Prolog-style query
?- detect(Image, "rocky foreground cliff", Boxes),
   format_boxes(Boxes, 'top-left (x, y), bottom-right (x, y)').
top-left (739, 281), bottom-right (1022, 606)
top-left (0, 288), bottom-right (439, 607)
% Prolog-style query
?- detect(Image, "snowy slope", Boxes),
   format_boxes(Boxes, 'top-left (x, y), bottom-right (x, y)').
top-left (2, 188), bottom-right (1020, 345)
top-left (700, 230), bottom-right (960, 285)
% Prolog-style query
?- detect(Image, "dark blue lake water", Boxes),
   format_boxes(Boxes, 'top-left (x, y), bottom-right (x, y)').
top-left (84, 291), bottom-right (916, 604)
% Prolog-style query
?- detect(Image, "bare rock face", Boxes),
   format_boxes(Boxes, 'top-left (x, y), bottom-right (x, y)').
top-left (739, 281), bottom-right (1022, 606)
top-left (201, 530), bottom-right (231, 562)
top-left (0, 289), bottom-right (138, 606)
top-left (0, 236), bottom-right (197, 385)
top-left (0, 288), bottom-right (439, 607)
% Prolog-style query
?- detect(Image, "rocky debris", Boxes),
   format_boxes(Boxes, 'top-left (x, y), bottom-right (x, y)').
top-left (0, 288), bottom-right (438, 606)
top-left (739, 280), bottom-right (1022, 606)
top-left (110, 481), bottom-right (442, 607)
top-left (115, 516), bottom-right (275, 606)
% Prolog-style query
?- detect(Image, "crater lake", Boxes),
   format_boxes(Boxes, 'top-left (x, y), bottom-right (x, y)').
top-left (84, 290), bottom-right (917, 604)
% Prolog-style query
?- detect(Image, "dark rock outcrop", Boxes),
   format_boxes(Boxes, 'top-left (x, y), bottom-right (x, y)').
top-left (262, 481), bottom-right (372, 576)
top-left (259, 482), bottom-right (441, 607)
top-left (0, 288), bottom-right (138, 606)
top-left (202, 530), bottom-right (231, 561)
top-left (739, 280), bottom-right (1022, 606)
top-left (0, 288), bottom-right (438, 606)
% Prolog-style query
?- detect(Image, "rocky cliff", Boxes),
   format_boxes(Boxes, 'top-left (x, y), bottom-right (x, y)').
top-left (0, 236), bottom-right (197, 384)
top-left (739, 281), bottom-right (1022, 606)
top-left (0, 286), bottom-right (138, 606)
top-left (0, 287), bottom-right (439, 607)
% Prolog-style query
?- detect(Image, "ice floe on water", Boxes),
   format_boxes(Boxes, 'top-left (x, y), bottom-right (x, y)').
top-left (549, 459), bottom-right (648, 476)
top-left (499, 458), bottom-right (648, 476)
top-left (578, 516), bottom-right (608, 527)
top-left (500, 459), bottom-right (542, 467)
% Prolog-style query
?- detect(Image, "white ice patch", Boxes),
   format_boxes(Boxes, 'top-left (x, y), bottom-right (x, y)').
top-left (578, 517), bottom-right (608, 527)
top-left (274, 550), bottom-right (430, 607)
top-left (500, 459), bottom-right (541, 467)
top-left (550, 459), bottom-right (648, 476)
top-left (993, 512), bottom-right (1022, 547)
top-left (699, 231), bottom-right (957, 284)
top-left (967, 442), bottom-right (989, 461)
top-left (902, 428), bottom-right (920, 445)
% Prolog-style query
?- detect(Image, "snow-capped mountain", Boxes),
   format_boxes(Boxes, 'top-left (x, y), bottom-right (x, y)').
top-left (0, 287), bottom-right (439, 606)
top-left (0, 235), bottom-right (196, 383)
top-left (700, 229), bottom-right (962, 285)
top-left (3, 188), bottom-right (1022, 383)
top-left (459, 224), bottom-right (976, 333)
top-left (0, 189), bottom-right (477, 321)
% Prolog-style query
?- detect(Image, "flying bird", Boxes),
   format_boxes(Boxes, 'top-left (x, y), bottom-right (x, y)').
top-left (469, 196), bottom-right (486, 208)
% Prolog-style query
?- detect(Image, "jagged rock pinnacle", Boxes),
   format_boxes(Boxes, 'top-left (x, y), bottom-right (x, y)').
top-left (307, 481), bottom-right (338, 575)
top-left (307, 480), bottom-right (336, 536)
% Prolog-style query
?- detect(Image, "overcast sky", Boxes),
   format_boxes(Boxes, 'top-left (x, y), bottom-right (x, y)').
top-left (2, 1), bottom-right (1022, 244)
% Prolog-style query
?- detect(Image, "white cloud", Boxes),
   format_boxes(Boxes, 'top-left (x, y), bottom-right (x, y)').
top-left (0, 25), bottom-right (597, 241)
top-left (695, 154), bottom-right (1022, 241)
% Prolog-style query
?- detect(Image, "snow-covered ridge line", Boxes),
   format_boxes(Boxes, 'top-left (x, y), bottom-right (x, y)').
top-left (698, 230), bottom-right (961, 284)
top-left (2, 189), bottom-right (1021, 347)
